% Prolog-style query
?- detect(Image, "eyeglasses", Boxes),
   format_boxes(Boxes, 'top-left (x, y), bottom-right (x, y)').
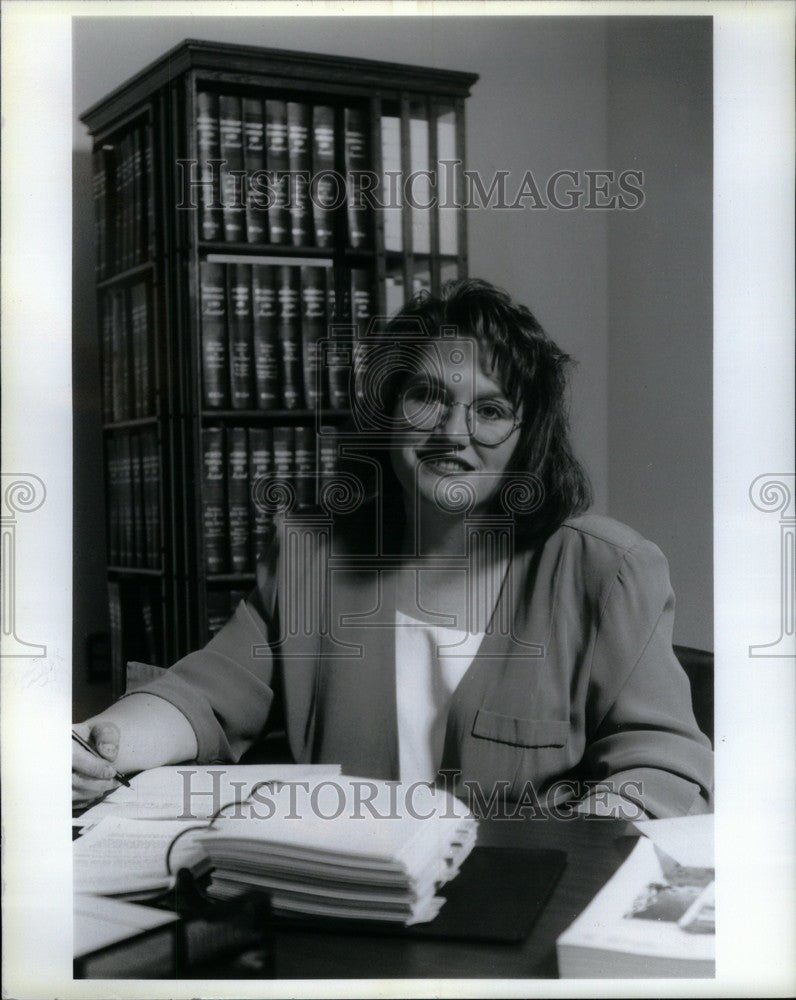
top-left (399, 385), bottom-right (521, 446)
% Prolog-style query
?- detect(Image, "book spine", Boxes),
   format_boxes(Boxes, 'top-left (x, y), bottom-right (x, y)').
top-left (227, 263), bottom-right (254, 409)
top-left (130, 432), bottom-right (145, 567)
top-left (144, 121), bottom-right (156, 259)
top-left (132, 127), bottom-right (143, 266)
top-left (196, 91), bottom-right (223, 241)
top-left (326, 274), bottom-right (349, 411)
top-left (311, 105), bottom-right (336, 249)
top-left (138, 583), bottom-right (159, 666)
top-left (276, 265), bottom-right (302, 410)
top-left (142, 430), bottom-right (160, 569)
top-left (265, 100), bottom-right (289, 244)
top-left (92, 147), bottom-right (107, 278)
top-left (129, 282), bottom-right (144, 419)
top-left (106, 437), bottom-right (119, 565)
top-left (227, 426), bottom-right (250, 574)
top-left (271, 426), bottom-right (295, 510)
top-left (293, 425), bottom-right (316, 510)
top-left (107, 581), bottom-right (124, 699)
top-left (242, 97), bottom-right (267, 244)
top-left (100, 294), bottom-right (114, 423)
top-left (351, 268), bottom-right (375, 410)
top-left (344, 107), bottom-right (370, 249)
top-left (287, 102), bottom-right (311, 247)
top-left (218, 94), bottom-right (245, 242)
top-left (251, 264), bottom-right (280, 409)
top-left (319, 428), bottom-right (339, 488)
top-left (111, 144), bottom-right (122, 274)
top-left (300, 265), bottom-right (327, 409)
top-left (202, 427), bottom-right (226, 574)
top-left (199, 261), bottom-right (229, 408)
top-left (118, 433), bottom-right (133, 566)
top-left (110, 290), bottom-right (126, 422)
top-left (248, 426), bottom-right (273, 564)
top-left (207, 590), bottom-right (230, 639)
top-left (123, 133), bottom-right (134, 270)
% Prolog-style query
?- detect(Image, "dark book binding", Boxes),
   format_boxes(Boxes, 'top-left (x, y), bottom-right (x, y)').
top-left (248, 426), bottom-right (273, 564)
top-left (218, 94), bottom-right (245, 242)
top-left (142, 431), bottom-right (160, 569)
top-left (196, 91), bottom-right (223, 241)
top-left (287, 102), bottom-right (311, 247)
top-left (265, 99), bottom-right (289, 245)
top-left (344, 107), bottom-right (370, 249)
top-left (227, 263), bottom-right (254, 409)
top-left (276, 265), bottom-right (302, 410)
top-left (199, 261), bottom-right (229, 408)
top-left (293, 425), bottom-right (316, 511)
top-left (202, 427), bottom-right (227, 574)
top-left (242, 97), bottom-right (267, 244)
top-left (271, 426), bottom-right (295, 511)
top-left (251, 264), bottom-right (280, 409)
top-left (311, 105), bottom-right (336, 248)
top-left (351, 268), bottom-right (375, 410)
top-left (300, 265), bottom-right (327, 409)
top-left (92, 147), bottom-right (107, 278)
top-left (227, 426), bottom-right (251, 574)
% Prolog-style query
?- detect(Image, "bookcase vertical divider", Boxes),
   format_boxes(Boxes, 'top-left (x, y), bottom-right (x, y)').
top-left (455, 98), bottom-right (468, 278)
top-left (399, 97), bottom-right (413, 300)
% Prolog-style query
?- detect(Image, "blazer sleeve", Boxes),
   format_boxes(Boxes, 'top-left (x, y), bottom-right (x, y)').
top-left (579, 539), bottom-right (714, 818)
top-left (122, 550), bottom-right (279, 764)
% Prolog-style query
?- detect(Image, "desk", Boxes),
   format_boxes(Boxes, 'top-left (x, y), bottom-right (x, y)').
top-left (270, 816), bottom-right (634, 979)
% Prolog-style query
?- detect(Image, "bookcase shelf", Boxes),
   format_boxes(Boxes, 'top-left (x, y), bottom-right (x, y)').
top-left (82, 39), bottom-right (477, 687)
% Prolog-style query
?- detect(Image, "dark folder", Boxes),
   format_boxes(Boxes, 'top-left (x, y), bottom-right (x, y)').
top-left (276, 846), bottom-right (567, 944)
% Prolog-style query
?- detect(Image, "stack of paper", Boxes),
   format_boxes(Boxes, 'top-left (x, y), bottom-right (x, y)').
top-left (556, 814), bottom-right (715, 978)
top-left (197, 778), bottom-right (478, 925)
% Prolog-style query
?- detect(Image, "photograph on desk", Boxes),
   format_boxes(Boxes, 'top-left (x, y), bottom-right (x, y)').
top-left (69, 9), bottom-right (717, 986)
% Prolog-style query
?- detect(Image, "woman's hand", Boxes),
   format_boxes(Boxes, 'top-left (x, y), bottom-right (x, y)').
top-left (72, 720), bottom-right (123, 808)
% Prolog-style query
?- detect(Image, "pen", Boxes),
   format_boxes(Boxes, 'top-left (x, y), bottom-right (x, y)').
top-left (72, 730), bottom-right (132, 788)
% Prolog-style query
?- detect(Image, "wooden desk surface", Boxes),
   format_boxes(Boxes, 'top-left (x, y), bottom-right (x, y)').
top-left (270, 816), bottom-right (636, 979)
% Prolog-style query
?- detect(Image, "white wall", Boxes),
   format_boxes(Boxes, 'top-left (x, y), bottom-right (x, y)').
top-left (72, 14), bottom-right (711, 713)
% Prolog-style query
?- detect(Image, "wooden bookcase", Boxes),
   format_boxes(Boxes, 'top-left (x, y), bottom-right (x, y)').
top-left (80, 40), bottom-right (478, 696)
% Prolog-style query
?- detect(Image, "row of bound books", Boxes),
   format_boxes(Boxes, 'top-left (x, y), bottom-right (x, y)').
top-left (200, 262), bottom-right (374, 411)
top-left (197, 92), bottom-right (370, 249)
top-left (202, 425), bottom-right (339, 575)
top-left (107, 581), bottom-right (162, 690)
top-left (101, 282), bottom-right (155, 424)
top-left (106, 431), bottom-right (160, 568)
top-left (93, 121), bottom-right (156, 279)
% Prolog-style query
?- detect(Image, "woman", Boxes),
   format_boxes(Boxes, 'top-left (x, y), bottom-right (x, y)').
top-left (73, 279), bottom-right (713, 818)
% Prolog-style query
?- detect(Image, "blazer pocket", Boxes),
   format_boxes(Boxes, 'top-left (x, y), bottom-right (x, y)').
top-left (472, 709), bottom-right (569, 748)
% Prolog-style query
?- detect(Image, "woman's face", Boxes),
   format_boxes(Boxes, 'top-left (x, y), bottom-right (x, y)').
top-left (390, 337), bottom-right (522, 516)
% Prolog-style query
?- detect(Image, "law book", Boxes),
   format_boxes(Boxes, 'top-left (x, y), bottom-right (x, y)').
top-left (299, 265), bottom-right (327, 409)
top-left (271, 426), bottom-right (295, 509)
top-left (311, 105), bottom-right (336, 248)
top-left (117, 433), bottom-right (134, 566)
top-left (131, 125), bottom-right (143, 265)
top-left (380, 114), bottom-right (403, 253)
top-left (114, 136), bottom-right (126, 272)
top-left (130, 432), bottom-right (145, 567)
top-left (227, 263), bottom-right (254, 409)
top-left (141, 431), bottom-right (160, 568)
top-left (207, 589), bottom-right (231, 639)
top-left (106, 580), bottom-right (124, 700)
top-left (196, 90), bottom-right (223, 241)
top-left (106, 438), bottom-right (120, 565)
top-left (344, 107), bottom-right (370, 248)
top-left (138, 583), bottom-right (159, 667)
top-left (122, 132), bottom-right (135, 269)
top-left (100, 293), bottom-right (115, 423)
top-left (326, 279), bottom-right (350, 412)
top-left (129, 282), bottom-right (150, 418)
top-left (293, 425), bottom-right (316, 510)
top-left (276, 265), bottom-right (302, 409)
top-left (318, 429), bottom-right (339, 490)
top-left (351, 268), bottom-right (375, 411)
top-left (201, 427), bottom-right (227, 574)
top-left (242, 96), bottom-right (267, 243)
top-left (286, 102), bottom-right (312, 246)
top-left (227, 426), bottom-right (251, 574)
top-left (92, 146), bottom-right (108, 277)
top-left (110, 289), bottom-right (131, 422)
top-left (248, 426), bottom-right (274, 564)
top-left (218, 93), bottom-right (245, 242)
top-left (251, 264), bottom-right (280, 409)
top-left (144, 121), bottom-right (156, 259)
top-left (264, 99), bottom-right (289, 244)
top-left (199, 261), bottom-right (229, 408)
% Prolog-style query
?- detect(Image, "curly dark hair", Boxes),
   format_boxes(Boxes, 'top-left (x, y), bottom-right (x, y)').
top-left (338, 277), bottom-right (592, 549)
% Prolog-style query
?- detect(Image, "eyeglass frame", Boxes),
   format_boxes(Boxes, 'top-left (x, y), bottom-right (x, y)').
top-left (397, 388), bottom-right (522, 447)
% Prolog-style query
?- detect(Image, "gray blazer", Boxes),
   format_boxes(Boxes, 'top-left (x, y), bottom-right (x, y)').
top-left (132, 513), bottom-right (713, 818)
